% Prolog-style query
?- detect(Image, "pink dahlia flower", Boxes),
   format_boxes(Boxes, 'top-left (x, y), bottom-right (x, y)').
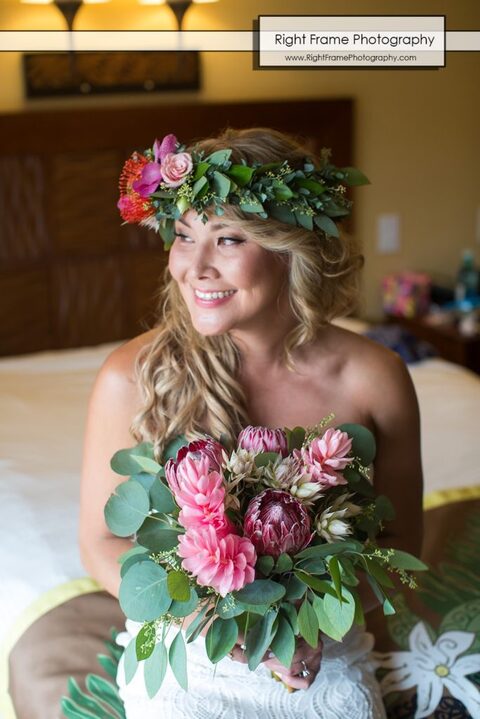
top-left (178, 526), bottom-right (256, 597)
top-left (165, 455), bottom-right (232, 536)
top-left (238, 425), bottom-right (288, 457)
top-left (243, 489), bottom-right (312, 559)
top-left (161, 152), bottom-right (193, 188)
top-left (175, 437), bottom-right (224, 473)
top-left (294, 428), bottom-right (352, 488)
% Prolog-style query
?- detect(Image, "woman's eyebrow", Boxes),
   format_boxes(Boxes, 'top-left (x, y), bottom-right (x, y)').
top-left (176, 219), bottom-right (234, 232)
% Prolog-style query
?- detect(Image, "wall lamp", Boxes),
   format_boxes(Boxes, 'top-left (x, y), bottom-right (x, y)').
top-left (21, 0), bottom-right (218, 32)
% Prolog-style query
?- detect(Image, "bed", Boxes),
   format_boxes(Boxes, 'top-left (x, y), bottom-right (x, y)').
top-left (1, 321), bottom-right (480, 719)
top-left (1, 100), bottom-right (479, 719)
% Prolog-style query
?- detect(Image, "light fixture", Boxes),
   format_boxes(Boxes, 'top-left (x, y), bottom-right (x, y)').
top-left (21, 0), bottom-right (110, 32)
top-left (138, 0), bottom-right (218, 31)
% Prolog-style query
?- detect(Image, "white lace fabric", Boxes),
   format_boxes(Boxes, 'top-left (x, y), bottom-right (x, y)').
top-left (116, 620), bottom-right (386, 719)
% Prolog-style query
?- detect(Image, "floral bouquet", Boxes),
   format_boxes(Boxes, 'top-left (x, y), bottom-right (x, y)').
top-left (105, 416), bottom-right (426, 698)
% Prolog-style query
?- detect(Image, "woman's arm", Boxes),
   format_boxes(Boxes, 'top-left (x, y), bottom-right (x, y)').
top-left (79, 337), bottom-right (150, 598)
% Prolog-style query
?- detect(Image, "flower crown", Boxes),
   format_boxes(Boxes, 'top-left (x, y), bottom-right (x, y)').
top-left (117, 133), bottom-right (369, 250)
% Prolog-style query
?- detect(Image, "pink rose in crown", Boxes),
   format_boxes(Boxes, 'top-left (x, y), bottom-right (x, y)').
top-left (175, 437), bottom-right (224, 472)
top-left (178, 526), bottom-right (256, 597)
top-left (243, 489), bottom-right (312, 559)
top-left (238, 425), bottom-right (288, 457)
top-left (295, 428), bottom-right (352, 488)
top-left (165, 455), bottom-right (233, 537)
top-left (161, 151), bottom-right (193, 188)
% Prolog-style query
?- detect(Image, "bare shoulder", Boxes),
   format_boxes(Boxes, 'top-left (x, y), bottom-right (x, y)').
top-left (324, 324), bottom-right (419, 422)
top-left (93, 328), bottom-right (159, 407)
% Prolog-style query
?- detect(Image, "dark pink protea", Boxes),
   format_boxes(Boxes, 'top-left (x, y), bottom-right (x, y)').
top-left (238, 426), bottom-right (288, 457)
top-left (243, 489), bottom-right (312, 559)
top-left (175, 437), bottom-right (225, 472)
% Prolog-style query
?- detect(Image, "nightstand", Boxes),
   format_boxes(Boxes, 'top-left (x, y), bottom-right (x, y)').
top-left (384, 314), bottom-right (480, 374)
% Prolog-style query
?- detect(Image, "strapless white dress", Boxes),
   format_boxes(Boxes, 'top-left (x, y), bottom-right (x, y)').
top-left (116, 620), bottom-right (386, 719)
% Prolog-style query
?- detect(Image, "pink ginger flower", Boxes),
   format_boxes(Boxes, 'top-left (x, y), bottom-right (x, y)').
top-left (133, 134), bottom-right (178, 197)
top-left (175, 437), bottom-right (224, 472)
top-left (243, 489), bottom-right (312, 559)
top-left (238, 425), bottom-right (288, 457)
top-left (294, 428), bottom-right (352, 488)
top-left (165, 455), bottom-right (233, 537)
top-left (178, 526), bottom-right (256, 597)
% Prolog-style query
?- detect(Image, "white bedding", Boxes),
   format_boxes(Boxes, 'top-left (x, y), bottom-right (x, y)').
top-left (1, 330), bottom-right (480, 653)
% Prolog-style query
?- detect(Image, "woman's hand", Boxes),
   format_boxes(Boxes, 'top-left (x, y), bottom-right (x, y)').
top-left (228, 636), bottom-right (323, 691)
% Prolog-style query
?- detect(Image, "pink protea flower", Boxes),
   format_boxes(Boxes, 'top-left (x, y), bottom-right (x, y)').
top-left (178, 526), bottom-right (256, 597)
top-left (238, 425), bottom-right (288, 457)
top-left (161, 151), bottom-right (193, 188)
top-left (175, 437), bottom-right (224, 472)
top-left (243, 489), bottom-right (312, 559)
top-left (294, 428), bottom-right (352, 488)
top-left (165, 455), bottom-right (232, 536)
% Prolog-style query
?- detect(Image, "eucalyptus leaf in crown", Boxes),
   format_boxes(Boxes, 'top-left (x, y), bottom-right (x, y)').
top-left (117, 134), bottom-right (369, 249)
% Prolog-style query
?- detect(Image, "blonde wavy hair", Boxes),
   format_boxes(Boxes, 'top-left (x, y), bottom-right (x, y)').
top-left (131, 127), bottom-right (364, 461)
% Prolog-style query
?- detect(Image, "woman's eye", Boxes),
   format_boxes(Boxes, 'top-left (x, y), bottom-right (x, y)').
top-left (174, 233), bottom-right (192, 243)
top-left (218, 236), bottom-right (244, 246)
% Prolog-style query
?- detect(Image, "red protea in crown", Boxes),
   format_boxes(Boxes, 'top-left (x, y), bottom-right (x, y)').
top-left (117, 152), bottom-right (155, 224)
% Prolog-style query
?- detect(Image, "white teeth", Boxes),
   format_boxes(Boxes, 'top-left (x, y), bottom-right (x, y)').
top-left (195, 289), bottom-right (236, 300)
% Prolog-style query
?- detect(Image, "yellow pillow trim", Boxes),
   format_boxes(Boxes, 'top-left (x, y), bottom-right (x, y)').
top-left (424, 484), bottom-right (480, 510)
top-left (0, 577), bottom-right (102, 719)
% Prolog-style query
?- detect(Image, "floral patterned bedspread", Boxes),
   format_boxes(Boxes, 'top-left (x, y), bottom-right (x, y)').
top-left (368, 496), bottom-right (480, 718)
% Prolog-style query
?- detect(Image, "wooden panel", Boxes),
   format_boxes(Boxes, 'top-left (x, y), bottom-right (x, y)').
top-left (50, 151), bottom-right (121, 256)
top-left (125, 251), bottom-right (169, 335)
top-left (0, 156), bottom-right (50, 266)
top-left (0, 270), bottom-right (50, 355)
top-left (52, 257), bottom-right (126, 348)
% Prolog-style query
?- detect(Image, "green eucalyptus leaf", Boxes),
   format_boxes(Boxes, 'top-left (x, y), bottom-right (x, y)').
top-left (280, 602), bottom-right (299, 634)
top-left (328, 556), bottom-right (343, 600)
top-left (144, 641), bottom-right (168, 699)
top-left (246, 608), bottom-right (277, 670)
top-left (298, 598), bottom-right (319, 648)
top-left (135, 622), bottom-right (156, 661)
top-left (254, 452), bottom-right (281, 468)
top-left (169, 631), bottom-right (188, 690)
top-left (185, 602), bottom-right (213, 642)
top-left (110, 442), bottom-right (158, 476)
top-left (257, 555), bottom-right (275, 576)
top-left (363, 556), bottom-right (395, 588)
top-left (213, 171), bottom-right (231, 199)
top-left (104, 480), bottom-right (150, 537)
top-left (119, 562), bottom-right (171, 621)
top-left (150, 478), bottom-right (176, 514)
top-left (341, 167), bottom-right (370, 186)
top-left (205, 149), bottom-right (232, 165)
top-left (296, 178), bottom-right (326, 195)
top-left (294, 570), bottom-right (337, 598)
top-left (294, 211), bottom-right (314, 231)
top-left (226, 164), bottom-right (255, 186)
top-left (295, 557), bottom-right (326, 575)
top-left (205, 617), bottom-right (238, 663)
top-left (295, 540), bottom-right (362, 561)
top-left (374, 495), bottom-right (396, 523)
top-left (386, 550), bottom-right (428, 571)
top-left (131, 472), bottom-right (156, 492)
top-left (314, 214), bottom-right (339, 238)
top-left (275, 553), bottom-right (293, 573)
top-left (217, 594), bottom-right (245, 619)
top-left (270, 615), bottom-right (295, 668)
top-left (167, 571), bottom-right (190, 602)
top-left (123, 638), bottom-right (138, 684)
top-left (233, 579), bottom-right (286, 606)
top-left (170, 587), bottom-right (199, 618)
top-left (286, 426), bottom-right (306, 452)
top-left (311, 594), bottom-right (343, 641)
top-left (323, 587), bottom-right (356, 639)
top-left (281, 573), bottom-right (307, 601)
top-left (270, 205), bottom-right (297, 226)
top-left (192, 161), bottom-right (210, 181)
top-left (240, 200), bottom-right (265, 213)
top-left (136, 517), bottom-right (181, 552)
top-left (162, 435), bottom-right (188, 463)
top-left (192, 176), bottom-right (208, 198)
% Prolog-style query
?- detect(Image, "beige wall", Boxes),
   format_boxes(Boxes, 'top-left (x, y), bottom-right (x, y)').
top-left (1, 0), bottom-right (479, 319)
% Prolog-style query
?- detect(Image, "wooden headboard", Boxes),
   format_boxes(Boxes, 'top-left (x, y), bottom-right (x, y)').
top-left (0, 99), bottom-right (353, 356)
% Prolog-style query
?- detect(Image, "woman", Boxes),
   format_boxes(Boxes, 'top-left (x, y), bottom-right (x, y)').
top-left (79, 128), bottom-right (423, 718)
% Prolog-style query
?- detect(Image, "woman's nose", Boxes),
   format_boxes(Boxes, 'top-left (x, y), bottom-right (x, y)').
top-left (188, 243), bottom-right (220, 279)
